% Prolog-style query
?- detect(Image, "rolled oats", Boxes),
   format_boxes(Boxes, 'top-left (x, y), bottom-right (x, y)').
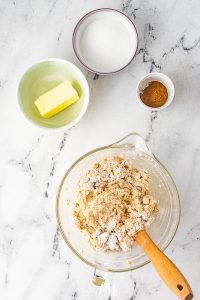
top-left (73, 156), bottom-right (159, 252)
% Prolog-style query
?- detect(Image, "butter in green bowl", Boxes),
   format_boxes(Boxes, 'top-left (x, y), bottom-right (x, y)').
top-left (18, 58), bottom-right (90, 130)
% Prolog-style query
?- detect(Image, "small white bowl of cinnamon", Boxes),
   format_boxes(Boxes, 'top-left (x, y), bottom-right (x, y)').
top-left (136, 72), bottom-right (175, 110)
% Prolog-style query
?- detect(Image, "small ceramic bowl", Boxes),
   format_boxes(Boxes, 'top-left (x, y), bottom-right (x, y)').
top-left (18, 58), bottom-right (90, 130)
top-left (73, 8), bottom-right (138, 75)
top-left (136, 72), bottom-right (175, 111)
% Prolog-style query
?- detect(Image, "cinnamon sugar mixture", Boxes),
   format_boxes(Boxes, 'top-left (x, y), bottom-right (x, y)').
top-left (73, 157), bottom-right (159, 252)
top-left (140, 81), bottom-right (168, 108)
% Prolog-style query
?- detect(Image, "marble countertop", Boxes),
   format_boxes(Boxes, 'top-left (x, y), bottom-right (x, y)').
top-left (1, 0), bottom-right (200, 299)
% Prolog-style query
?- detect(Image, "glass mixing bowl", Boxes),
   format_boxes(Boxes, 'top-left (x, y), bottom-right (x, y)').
top-left (56, 133), bottom-right (180, 283)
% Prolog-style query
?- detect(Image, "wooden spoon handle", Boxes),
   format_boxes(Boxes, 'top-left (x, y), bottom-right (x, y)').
top-left (135, 230), bottom-right (193, 300)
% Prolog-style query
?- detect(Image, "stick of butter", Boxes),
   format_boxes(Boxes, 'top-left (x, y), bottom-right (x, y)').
top-left (34, 80), bottom-right (79, 118)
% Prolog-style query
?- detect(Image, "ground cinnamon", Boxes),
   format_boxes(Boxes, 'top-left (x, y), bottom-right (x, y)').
top-left (140, 81), bottom-right (168, 108)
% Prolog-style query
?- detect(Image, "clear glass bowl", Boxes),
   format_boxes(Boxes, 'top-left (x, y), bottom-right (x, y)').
top-left (56, 133), bottom-right (180, 277)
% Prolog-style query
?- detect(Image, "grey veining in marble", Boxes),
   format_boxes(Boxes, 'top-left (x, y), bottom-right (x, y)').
top-left (0, 0), bottom-right (200, 299)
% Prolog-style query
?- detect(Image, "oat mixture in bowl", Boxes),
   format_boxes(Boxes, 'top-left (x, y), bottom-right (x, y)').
top-left (57, 133), bottom-right (180, 271)
top-left (74, 156), bottom-right (159, 252)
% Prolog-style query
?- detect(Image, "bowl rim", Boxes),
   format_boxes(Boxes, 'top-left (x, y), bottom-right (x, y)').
top-left (56, 133), bottom-right (180, 272)
top-left (136, 72), bottom-right (175, 111)
top-left (17, 58), bottom-right (90, 131)
top-left (72, 8), bottom-right (139, 75)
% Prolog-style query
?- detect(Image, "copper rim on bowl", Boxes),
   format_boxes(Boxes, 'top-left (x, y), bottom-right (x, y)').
top-left (72, 8), bottom-right (139, 75)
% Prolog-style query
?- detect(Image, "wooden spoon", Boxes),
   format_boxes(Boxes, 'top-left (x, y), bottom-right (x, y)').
top-left (135, 230), bottom-right (193, 300)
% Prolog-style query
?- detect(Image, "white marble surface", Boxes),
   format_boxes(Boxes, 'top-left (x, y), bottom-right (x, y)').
top-left (0, 0), bottom-right (200, 299)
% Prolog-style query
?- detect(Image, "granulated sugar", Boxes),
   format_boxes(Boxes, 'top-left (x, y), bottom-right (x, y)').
top-left (77, 10), bottom-right (138, 73)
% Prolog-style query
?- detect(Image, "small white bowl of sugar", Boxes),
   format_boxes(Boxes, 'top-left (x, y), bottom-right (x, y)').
top-left (73, 8), bottom-right (138, 75)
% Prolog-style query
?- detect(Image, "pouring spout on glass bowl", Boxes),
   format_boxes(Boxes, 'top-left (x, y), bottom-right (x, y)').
top-left (56, 132), bottom-right (181, 295)
top-left (110, 132), bottom-right (153, 156)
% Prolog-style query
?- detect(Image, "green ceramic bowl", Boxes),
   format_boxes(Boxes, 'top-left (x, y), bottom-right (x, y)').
top-left (18, 58), bottom-right (90, 130)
